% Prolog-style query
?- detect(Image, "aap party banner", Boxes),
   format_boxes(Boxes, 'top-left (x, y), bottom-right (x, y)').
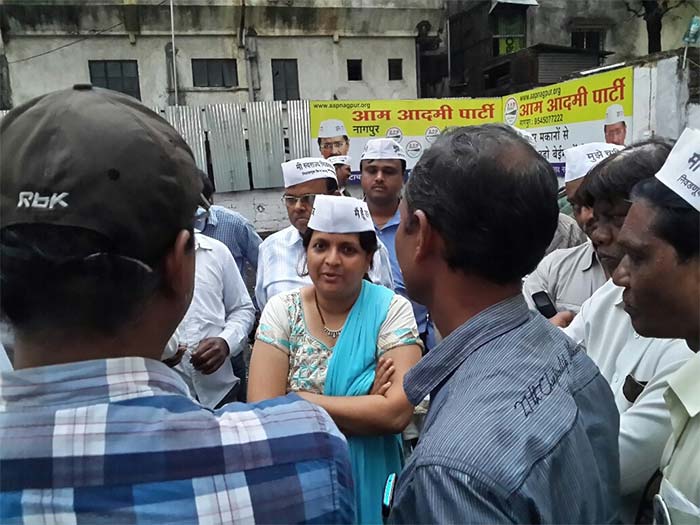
top-left (503, 67), bottom-right (634, 178)
top-left (309, 98), bottom-right (502, 181)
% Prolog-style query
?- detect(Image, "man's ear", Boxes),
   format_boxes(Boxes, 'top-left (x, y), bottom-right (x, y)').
top-left (413, 209), bottom-right (434, 263)
top-left (162, 229), bottom-right (195, 302)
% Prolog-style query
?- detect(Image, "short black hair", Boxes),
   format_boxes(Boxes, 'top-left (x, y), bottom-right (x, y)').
top-left (405, 123), bottom-right (559, 284)
top-left (578, 139), bottom-right (672, 208)
top-left (300, 227), bottom-right (377, 279)
top-left (631, 178), bottom-right (699, 262)
top-left (301, 227), bottom-right (378, 257)
top-left (326, 177), bottom-right (339, 193)
top-left (360, 158), bottom-right (407, 175)
top-left (0, 224), bottom-right (192, 340)
top-left (198, 169), bottom-right (214, 201)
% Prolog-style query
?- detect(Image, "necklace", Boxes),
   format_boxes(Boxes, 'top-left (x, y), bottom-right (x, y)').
top-left (314, 290), bottom-right (343, 339)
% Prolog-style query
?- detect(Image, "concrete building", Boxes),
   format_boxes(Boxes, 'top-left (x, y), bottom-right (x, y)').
top-left (445, 0), bottom-right (700, 97)
top-left (0, 0), bottom-right (444, 109)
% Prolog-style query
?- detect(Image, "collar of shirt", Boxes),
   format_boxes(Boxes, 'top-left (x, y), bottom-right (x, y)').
top-left (376, 206), bottom-right (401, 232)
top-left (282, 224), bottom-right (304, 247)
top-left (0, 357), bottom-right (189, 408)
top-left (403, 294), bottom-right (530, 404)
top-left (611, 280), bottom-right (625, 308)
top-left (581, 241), bottom-right (598, 272)
top-left (666, 352), bottom-right (700, 423)
top-left (195, 233), bottom-right (216, 251)
top-left (194, 207), bottom-right (219, 232)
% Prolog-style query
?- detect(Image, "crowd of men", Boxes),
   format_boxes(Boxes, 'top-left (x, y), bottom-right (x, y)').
top-left (0, 84), bottom-right (698, 525)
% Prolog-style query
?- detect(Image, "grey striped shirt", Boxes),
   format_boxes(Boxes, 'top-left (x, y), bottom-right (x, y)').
top-left (389, 295), bottom-right (621, 524)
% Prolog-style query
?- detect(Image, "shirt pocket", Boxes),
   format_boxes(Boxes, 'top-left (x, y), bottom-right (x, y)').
top-left (622, 374), bottom-right (648, 404)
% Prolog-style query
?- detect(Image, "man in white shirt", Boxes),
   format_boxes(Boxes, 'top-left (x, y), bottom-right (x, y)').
top-left (612, 130), bottom-right (700, 524)
top-left (174, 232), bottom-right (256, 408)
top-left (255, 157), bottom-right (393, 309)
top-left (562, 139), bottom-right (694, 522)
top-left (524, 143), bottom-right (622, 313)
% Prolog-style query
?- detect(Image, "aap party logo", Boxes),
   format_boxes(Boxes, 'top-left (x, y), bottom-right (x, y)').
top-left (504, 97), bottom-right (519, 125)
top-left (405, 140), bottom-right (423, 159)
top-left (425, 126), bottom-right (441, 144)
top-left (386, 127), bottom-right (403, 143)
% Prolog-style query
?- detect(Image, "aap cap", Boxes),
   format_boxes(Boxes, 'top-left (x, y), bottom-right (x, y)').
top-left (564, 142), bottom-right (624, 183)
top-left (605, 104), bottom-right (625, 126)
top-left (509, 125), bottom-right (536, 146)
top-left (318, 119), bottom-right (348, 139)
top-left (282, 157), bottom-right (338, 188)
top-left (328, 155), bottom-right (352, 167)
top-left (654, 127), bottom-right (700, 211)
top-left (360, 138), bottom-right (407, 162)
top-left (308, 195), bottom-right (374, 234)
top-left (0, 84), bottom-right (202, 262)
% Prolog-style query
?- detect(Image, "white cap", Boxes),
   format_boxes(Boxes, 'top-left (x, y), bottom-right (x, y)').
top-left (510, 125), bottom-right (536, 146)
top-left (308, 195), bottom-right (375, 234)
top-left (318, 119), bottom-right (348, 138)
top-left (605, 104), bottom-right (625, 125)
top-left (328, 155), bottom-right (352, 166)
top-left (655, 128), bottom-right (700, 211)
top-left (564, 142), bottom-right (624, 183)
top-left (360, 138), bottom-right (407, 162)
top-left (281, 157), bottom-right (337, 189)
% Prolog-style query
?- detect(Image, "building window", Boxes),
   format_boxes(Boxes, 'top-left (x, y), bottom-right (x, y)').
top-left (271, 59), bottom-right (299, 102)
top-left (571, 30), bottom-right (604, 51)
top-left (89, 60), bottom-right (141, 100)
top-left (347, 59), bottom-right (363, 81)
top-left (192, 59), bottom-right (238, 88)
top-left (490, 7), bottom-right (527, 57)
top-left (388, 59), bottom-right (403, 81)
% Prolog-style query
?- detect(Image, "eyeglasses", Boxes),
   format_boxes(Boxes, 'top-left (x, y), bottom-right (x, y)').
top-left (282, 193), bottom-right (320, 207)
top-left (320, 141), bottom-right (347, 150)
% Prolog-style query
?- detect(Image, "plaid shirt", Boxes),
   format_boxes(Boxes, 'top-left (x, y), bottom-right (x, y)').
top-left (0, 357), bottom-right (355, 524)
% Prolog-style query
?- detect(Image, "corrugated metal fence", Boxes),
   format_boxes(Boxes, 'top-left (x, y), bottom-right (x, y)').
top-left (0, 103), bottom-right (311, 192)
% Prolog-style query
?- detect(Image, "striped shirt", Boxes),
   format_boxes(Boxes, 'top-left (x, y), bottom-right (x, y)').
top-left (0, 357), bottom-right (355, 524)
top-left (195, 205), bottom-right (262, 273)
top-left (389, 295), bottom-right (621, 524)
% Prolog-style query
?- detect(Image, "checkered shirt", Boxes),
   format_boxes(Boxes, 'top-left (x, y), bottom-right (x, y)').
top-left (0, 357), bottom-right (355, 524)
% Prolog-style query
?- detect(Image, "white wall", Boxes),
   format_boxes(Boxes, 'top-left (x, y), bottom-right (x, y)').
top-left (257, 35), bottom-right (417, 101)
top-left (6, 33), bottom-right (417, 107)
top-left (215, 188), bottom-right (289, 234)
top-left (6, 34), bottom-right (249, 108)
top-left (632, 55), bottom-right (695, 142)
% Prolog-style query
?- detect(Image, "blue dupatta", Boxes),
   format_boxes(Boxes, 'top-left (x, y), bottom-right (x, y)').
top-left (324, 280), bottom-right (404, 524)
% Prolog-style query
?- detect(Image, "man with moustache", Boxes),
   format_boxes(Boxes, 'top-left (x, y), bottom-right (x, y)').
top-left (563, 140), bottom-right (694, 522)
top-left (612, 129), bottom-right (700, 524)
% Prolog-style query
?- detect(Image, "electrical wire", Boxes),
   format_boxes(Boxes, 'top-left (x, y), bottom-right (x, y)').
top-left (8, 0), bottom-right (169, 65)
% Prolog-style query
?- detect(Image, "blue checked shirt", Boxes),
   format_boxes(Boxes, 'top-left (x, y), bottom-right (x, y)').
top-left (0, 357), bottom-right (355, 524)
top-left (389, 295), bottom-right (621, 524)
top-left (195, 205), bottom-right (262, 273)
top-left (255, 225), bottom-right (395, 310)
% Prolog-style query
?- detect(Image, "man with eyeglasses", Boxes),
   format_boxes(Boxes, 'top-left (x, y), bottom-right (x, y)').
top-left (318, 119), bottom-right (350, 159)
top-left (255, 157), bottom-right (394, 309)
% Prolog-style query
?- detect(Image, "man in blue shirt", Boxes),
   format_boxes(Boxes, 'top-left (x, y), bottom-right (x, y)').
top-left (361, 138), bottom-right (433, 349)
top-left (389, 124), bottom-right (620, 523)
top-left (195, 169), bottom-right (262, 274)
top-left (0, 85), bottom-right (354, 524)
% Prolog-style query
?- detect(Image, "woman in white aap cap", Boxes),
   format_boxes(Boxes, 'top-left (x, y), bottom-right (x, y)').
top-left (248, 195), bottom-right (423, 524)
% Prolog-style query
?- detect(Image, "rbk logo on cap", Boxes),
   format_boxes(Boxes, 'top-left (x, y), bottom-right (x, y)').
top-left (17, 191), bottom-right (69, 209)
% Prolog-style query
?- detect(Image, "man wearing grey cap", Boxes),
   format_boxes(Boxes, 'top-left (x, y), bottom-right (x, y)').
top-left (0, 85), bottom-right (354, 524)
